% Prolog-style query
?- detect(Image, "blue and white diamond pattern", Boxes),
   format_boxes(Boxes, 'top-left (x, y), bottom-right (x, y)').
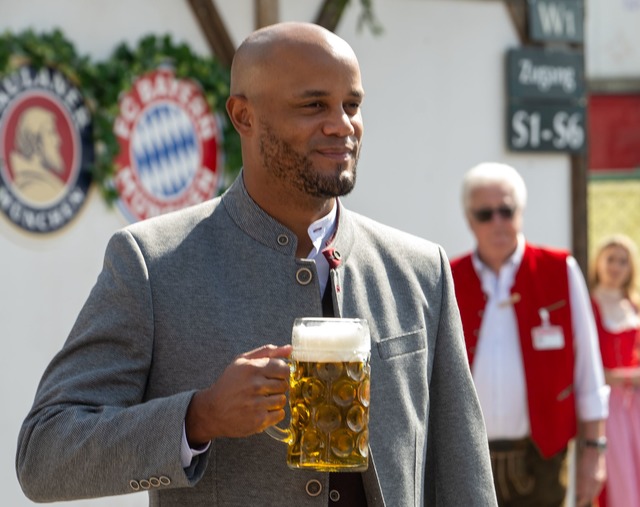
top-left (132, 102), bottom-right (199, 200)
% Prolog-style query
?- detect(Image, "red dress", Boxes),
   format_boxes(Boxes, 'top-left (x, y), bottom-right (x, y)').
top-left (592, 300), bottom-right (640, 507)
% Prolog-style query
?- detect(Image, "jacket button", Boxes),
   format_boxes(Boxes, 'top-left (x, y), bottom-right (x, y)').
top-left (159, 476), bottom-right (171, 486)
top-left (277, 234), bottom-right (289, 246)
top-left (305, 479), bottom-right (322, 497)
top-left (330, 489), bottom-right (341, 502)
top-left (149, 477), bottom-right (160, 487)
top-left (296, 267), bottom-right (313, 285)
top-left (129, 480), bottom-right (140, 491)
top-left (139, 479), bottom-right (151, 489)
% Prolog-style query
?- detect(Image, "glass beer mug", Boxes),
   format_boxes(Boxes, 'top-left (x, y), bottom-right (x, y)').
top-left (265, 317), bottom-right (371, 472)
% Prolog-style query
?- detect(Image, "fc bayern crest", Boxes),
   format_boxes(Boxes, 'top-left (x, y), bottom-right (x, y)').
top-left (113, 68), bottom-right (222, 223)
top-left (0, 66), bottom-right (93, 233)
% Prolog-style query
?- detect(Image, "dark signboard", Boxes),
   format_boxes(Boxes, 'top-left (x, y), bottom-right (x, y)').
top-left (507, 47), bottom-right (585, 101)
top-left (528, 0), bottom-right (584, 43)
top-left (507, 102), bottom-right (586, 152)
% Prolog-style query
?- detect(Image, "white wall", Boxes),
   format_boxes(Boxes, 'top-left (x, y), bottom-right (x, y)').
top-left (335, 0), bottom-right (570, 258)
top-left (585, 0), bottom-right (640, 80)
top-left (0, 1), bottom-right (572, 505)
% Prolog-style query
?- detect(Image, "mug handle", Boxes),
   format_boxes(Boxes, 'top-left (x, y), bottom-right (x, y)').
top-left (264, 356), bottom-right (294, 444)
top-left (264, 423), bottom-right (293, 444)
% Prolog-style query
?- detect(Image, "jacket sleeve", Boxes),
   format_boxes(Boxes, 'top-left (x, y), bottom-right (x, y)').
top-left (16, 230), bottom-right (208, 502)
top-left (424, 245), bottom-right (498, 506)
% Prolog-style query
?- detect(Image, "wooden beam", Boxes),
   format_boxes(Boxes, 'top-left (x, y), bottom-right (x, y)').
top-left (504, 0), bottom-right (588, 272)
top-left (504, 0), bottom-right (528, 44)
top-left (571, 153), bottom-right (589, 276)
top-left (255, 0), bottom-right (279, 29)
top-left (186, 0), bottom-right (236, 68)
top-left (314, 0), bottom-right (349, 32)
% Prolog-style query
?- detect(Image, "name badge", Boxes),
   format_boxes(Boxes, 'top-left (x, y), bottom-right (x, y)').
top-left (532, 307), bottom-right (565, 350)
top-left (532, 325), bottom-right (565, 350)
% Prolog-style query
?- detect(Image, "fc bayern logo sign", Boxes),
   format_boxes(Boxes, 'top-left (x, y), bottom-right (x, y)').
top-left (0, 66), bottom-right (93, 233)
top-left (113, 68), bottom-right (222, 223)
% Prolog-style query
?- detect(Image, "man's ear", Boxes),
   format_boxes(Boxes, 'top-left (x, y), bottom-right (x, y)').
top-left (226, 95), bottom-right (253, 135)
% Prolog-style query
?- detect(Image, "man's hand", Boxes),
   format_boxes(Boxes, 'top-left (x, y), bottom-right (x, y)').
top-left (185, 344), bottom-right (292, 446)
top-left (575, 447), bottom-right (606, 507)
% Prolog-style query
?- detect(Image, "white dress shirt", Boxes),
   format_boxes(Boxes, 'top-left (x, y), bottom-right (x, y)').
top-left (304, 201), bottom-right (337, 296)
top-left (180, 201), bottom-right (338, 467)
top-left (471, 235), bottom-right (609, 441)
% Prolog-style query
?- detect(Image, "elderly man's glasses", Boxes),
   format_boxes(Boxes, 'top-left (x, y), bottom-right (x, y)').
top-left (471, 206), bottom-right (516, 223)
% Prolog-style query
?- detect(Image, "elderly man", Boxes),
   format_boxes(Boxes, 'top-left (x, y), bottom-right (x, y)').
top-left (17, 23), bottom-right (497, 506)
top-left (450, 162), bottom-right (610, 507)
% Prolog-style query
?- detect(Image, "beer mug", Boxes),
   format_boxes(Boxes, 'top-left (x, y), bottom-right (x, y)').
top-left (265, 317), bottom-right (371, 472)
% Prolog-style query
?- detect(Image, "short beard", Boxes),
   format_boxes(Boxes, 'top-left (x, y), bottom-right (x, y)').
top-left (259, 122), bottom-right (357, 198)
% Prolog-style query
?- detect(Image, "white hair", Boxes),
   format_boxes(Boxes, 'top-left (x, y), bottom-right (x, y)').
top-left (461, 162), bottom-right (527, 212)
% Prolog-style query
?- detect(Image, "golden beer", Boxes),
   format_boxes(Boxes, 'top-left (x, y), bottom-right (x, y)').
top-left (265, 317), bottom-right (371, 472)
top-left (288, 358), bottom-right (370, 471)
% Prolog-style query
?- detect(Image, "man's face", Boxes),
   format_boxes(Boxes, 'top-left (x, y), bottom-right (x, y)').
top-left (254, 45), bottom-right (364, 199)
top-left (467, 183), bottom-right (522, 267)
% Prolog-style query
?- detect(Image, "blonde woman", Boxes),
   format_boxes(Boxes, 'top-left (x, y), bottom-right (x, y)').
top-left (590, 234), bottom-right (640, 507)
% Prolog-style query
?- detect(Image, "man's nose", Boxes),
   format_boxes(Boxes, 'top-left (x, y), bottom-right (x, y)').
top-left (322, 107), bottom-right (356, 137)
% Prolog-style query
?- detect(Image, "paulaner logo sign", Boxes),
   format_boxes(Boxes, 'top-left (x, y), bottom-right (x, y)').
top-left (0, 66), bottom-right (92, 233)
top-left (113, 68), bottom-right (222, 223)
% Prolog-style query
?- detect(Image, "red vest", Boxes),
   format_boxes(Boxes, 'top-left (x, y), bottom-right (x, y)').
top-left (450, 244), bottom-right (576, 457)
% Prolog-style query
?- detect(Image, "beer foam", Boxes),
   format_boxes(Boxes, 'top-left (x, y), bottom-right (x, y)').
top-left (292, 318), bottom-right (370, 362)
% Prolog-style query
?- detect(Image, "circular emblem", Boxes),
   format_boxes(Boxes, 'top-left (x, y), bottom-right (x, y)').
top-left (0, 66), bottom-right (92, 233)
top-left (113, 68), bottom-right (222, 222)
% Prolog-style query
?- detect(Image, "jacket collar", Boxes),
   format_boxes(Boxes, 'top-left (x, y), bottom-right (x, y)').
top-left (221, 170), bottom-right (355, 264)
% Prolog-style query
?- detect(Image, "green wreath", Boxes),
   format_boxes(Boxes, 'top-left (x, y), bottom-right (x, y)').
top-left (0, 28), bottom-right (92, 83)
top-left (0, 29), bottom-right (241, 205)
top-left (91, 34), bottom-right (240, 204)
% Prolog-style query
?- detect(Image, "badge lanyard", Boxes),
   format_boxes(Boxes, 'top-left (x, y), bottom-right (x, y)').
top-left (532, 308), bottom-right (565, 350)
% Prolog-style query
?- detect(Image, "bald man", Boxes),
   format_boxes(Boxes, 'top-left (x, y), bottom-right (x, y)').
top-left (17, 23), bottom-right (497, 506)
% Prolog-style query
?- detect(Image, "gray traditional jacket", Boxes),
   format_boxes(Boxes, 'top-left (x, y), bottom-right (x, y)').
top-left (17, 174), bottom-right (497, 506)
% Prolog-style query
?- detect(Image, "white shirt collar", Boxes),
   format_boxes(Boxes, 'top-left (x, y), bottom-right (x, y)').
top-left (306, 201), bottom-right (338, 260)
top-left (471, 234), bottom-right (526, 300)
top-left (471, 233), bottom-right (526, 277)
top-left (304, 201), bottom-right (338, 297)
